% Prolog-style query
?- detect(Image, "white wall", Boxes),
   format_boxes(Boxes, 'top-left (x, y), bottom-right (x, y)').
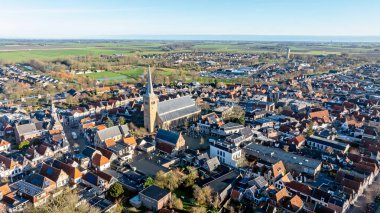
top-left (210, 145), bottom-right (241, 168)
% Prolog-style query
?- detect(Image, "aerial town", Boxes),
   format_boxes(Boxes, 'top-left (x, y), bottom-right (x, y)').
top-left (0, 1), bottom-right (380, 213)
top-left (0, 44), bottom-right (379, 213)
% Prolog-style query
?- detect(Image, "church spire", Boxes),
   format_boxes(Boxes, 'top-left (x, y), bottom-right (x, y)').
top-left (146, 65), bottom-right (154, 96)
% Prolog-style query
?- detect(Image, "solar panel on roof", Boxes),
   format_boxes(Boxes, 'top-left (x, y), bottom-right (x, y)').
top-left (47, 167), bottom-right (54, 175)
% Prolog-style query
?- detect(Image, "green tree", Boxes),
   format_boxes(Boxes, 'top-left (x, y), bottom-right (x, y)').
top-left (144, 177), bottom-right (155, 188)
top-left (306, 123), bottom-right (314, 137)
top-left (105, 117), bottom-right (114, 128)
top-left (183, 166), bottom-right (199, 187)
top-left (191, 206), bottom-right (207, 213)
top-left (24, 187), bottom-right (100, 213)
top-left (154, 170), bottom-right (181, 191)
top-left (154, 171), bottom-right (167, 188)
top-left (165, 171), bottom-right (180, 191)
top-left (108, 183), bottom-right (124, 199)
top-left (224, 105), bottom-right (245, 125)
top-left (193, 185), bottom-right (206, 205)
top-left (193, 186), bottom-right (215, 208)
top-left (117, 116), bottom-right (126, 125)
top-left (170, 194), bottom-right (183, 210)
top-left (18, 140), bottom-right (30, 150)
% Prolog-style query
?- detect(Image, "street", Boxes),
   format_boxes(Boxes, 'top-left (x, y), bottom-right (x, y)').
top-left (349, 175), bottom-right (380, 213)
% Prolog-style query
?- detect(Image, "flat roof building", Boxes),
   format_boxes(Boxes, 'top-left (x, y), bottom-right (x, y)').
top-left (244, 143), bottom-right (322, 176)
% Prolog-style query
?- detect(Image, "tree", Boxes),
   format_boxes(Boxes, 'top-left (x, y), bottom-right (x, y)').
top-left (193, 185), bottom-right (206, 205)
top-left (25, 188), bottom-right (100, 213)
top-left (191, 206), bottom-right (207, 213)
top-left (117, 116), bottom-right (126, 125)
top-left (306, 123), bottom-right (314, 137)
top-left (18, 140), bottom-right (30, 150)
top-left (165, 171), bottom-right (180, 191)
top-left (193, 185), bottom-right (216, 208)
top-left (216, 81), bottom-right (226, 88)
top-left (154, 171), bottom-right (166, 188)
top-left (144, 177), bottom-right (155, 188)
top-left (202, 186), bottom-right (214, 206)
top-left (154, 170), bottom-right (181, 191)
top-left (224, 105), bottom-right (245, 125)
top-left (105, 117), bottom-right (114, 128)
top-left (170, 195), bottom-right (183, 210)
top-left (108, 183), bottom-right (124, 199)
top-left (183, 166), bottom-right (199, 187)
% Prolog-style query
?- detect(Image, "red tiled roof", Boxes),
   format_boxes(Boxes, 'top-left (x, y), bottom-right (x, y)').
top-left (309, 110), bottom-right (330, 123)
top-left (272, 161), bottom-right (286, 178)
top-left (231, 189), bottom-right (241, 201)
top-left (92, 153), bottom-right (109, 167)
top-left (275, 188), bottom-right (290, 202)
top-left (0, 139), bottom-right (10, 147)
top-left (123, 136), bottom-right (137, 146)
top-left (291, 135), bottom-right (305, 146)
top-left (289, 195), bottom-right (303, 211)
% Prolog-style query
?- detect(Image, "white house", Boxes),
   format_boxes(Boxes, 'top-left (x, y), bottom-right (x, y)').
top-left (0, 155), bottom-right (23, 179)
top-left (210, 141), bottom-right (242, 168)
top-left (0, 139), bottom-right (11, 153)
top-left (211, 122), bottom-right (244, 136)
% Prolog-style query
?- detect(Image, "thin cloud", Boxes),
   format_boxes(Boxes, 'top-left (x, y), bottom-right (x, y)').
top-left (0, 8), bottom-right (134, 15)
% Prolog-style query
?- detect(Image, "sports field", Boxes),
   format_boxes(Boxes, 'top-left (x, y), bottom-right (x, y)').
top-left (83, 68), bottom-right (144, 82)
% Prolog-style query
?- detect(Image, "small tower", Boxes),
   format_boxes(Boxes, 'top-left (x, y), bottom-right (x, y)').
top-left (143, 66), bottom-right (158, 133)
top-left (287, 48), bottom-right (291, 59)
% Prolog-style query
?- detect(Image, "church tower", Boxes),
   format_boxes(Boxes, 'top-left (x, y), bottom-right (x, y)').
top-left (143, 66), bottom-right (158, 133)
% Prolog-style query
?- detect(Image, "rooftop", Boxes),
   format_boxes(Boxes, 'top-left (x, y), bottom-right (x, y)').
top-left (139, 185), bottom-right (170, 201)
top-left (244, 143), bottom-right (321, 170)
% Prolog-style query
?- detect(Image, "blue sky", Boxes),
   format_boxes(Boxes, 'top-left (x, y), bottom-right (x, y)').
top-left (0, 0), bottom-right (379, 38)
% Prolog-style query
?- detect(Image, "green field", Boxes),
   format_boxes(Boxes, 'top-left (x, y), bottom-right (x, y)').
top-left (0, 40), bottom-right (379, 64)
top-left (0, 48), bottom-right (163, 63)
top-left (83, 68), bottom-right (144, 82)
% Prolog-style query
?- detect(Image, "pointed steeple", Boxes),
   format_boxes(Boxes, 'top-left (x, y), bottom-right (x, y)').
top-left (145, 65), bottom-right (154, 96)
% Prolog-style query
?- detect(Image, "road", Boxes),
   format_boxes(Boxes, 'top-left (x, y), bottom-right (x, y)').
top-left (349, 175), bottom-right (380, 213)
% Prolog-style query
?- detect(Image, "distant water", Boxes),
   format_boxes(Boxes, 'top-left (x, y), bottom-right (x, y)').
top-left (92, 35), bottom-right (380, 43)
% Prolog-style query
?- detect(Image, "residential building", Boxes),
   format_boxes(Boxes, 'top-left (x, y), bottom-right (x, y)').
top-left (210, 141), bottom-right (242, 168)
top-left (139, 185), bottom-right (171, 211)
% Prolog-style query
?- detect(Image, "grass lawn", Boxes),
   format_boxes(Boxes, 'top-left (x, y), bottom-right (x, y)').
top-left (83, 67), bottom-right (144, 82)
top-left (156, 68), bottom-right (176, 76)
top-left (174, 187), bottom-right (196, 211)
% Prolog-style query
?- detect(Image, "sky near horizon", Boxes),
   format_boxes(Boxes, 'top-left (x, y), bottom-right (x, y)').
top-left (0, 0), bottom-right (379, 39)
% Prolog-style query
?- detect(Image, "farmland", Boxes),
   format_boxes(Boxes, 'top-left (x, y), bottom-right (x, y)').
top-left (1, 40), bottom-right (380, 64)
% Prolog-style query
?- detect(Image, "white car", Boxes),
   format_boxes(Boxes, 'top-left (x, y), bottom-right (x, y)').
top-left (72, 132), bottom-right (77, 140)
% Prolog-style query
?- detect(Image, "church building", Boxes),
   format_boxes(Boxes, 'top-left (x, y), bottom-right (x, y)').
top-left (143, 66), bottom-right (201, 133)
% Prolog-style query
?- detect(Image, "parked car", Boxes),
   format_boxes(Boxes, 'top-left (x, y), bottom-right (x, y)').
top-left (72, 132), bottom-right (77, 140)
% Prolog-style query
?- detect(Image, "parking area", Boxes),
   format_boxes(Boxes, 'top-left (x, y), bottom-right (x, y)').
top-left (63, 125), bottom-right (89, 152)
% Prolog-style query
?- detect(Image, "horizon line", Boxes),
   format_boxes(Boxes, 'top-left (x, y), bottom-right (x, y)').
top-left (1, 34), bottom-right (380, 43)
